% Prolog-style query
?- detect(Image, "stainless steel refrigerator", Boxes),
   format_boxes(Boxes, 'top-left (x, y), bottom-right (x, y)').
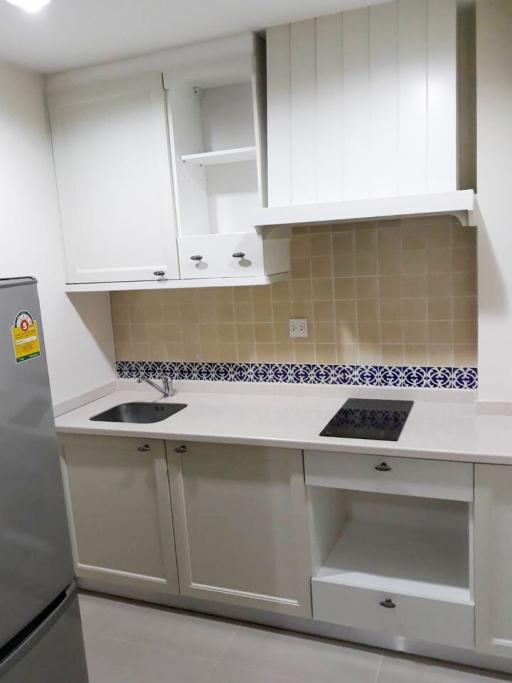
top-left (0, 277), bottom-right (89, 682)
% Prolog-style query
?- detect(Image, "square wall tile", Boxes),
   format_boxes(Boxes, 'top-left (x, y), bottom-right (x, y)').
top-left (111, 215), bottom-right (477, 368)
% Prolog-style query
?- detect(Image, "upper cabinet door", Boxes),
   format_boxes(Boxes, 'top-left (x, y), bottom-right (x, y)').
top-left (49, 74), bottom-right (180, 284)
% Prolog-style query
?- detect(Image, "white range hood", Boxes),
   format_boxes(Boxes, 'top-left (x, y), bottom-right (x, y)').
top-left (253, 190), bottom-right (476, 229)
top-left (262, 2), bottom-right (476, 231)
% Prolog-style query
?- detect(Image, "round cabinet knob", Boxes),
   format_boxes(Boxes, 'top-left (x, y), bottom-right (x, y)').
top-left (374, 462), bottom-right (392, 472)
top-left (379, 598), bottom-right (396, 609)
top-left (137, 444), bottom-right (150, 452)
top-left (153, 270), bottom-right (166, 279)
top-left (174, 445), bottom-right (187, 454)
top-left (232, 252), bottom-right (246, 259)
top-left (190, 255), bottom-right (203, 261)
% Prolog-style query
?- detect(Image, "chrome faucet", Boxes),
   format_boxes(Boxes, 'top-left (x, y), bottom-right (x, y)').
top-left (137, 373), bottom-right (176, 398)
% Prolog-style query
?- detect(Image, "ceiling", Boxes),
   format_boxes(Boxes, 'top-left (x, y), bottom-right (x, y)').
top-left (0, 0), bottom-right (391, 74)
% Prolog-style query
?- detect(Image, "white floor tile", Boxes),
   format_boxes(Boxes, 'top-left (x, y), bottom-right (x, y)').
top-left (85, 634), bottom-right (215, 683)
top-left (378, 654), bottom-right (510, 683)
top-left (79, 594), bottom-right (510, 683)
top-left (207, 660), bottom-right (302, 683)
top-left (219, 624), bottom-right (382, 683)
top-left (80, 593), bottom-right (237, 661)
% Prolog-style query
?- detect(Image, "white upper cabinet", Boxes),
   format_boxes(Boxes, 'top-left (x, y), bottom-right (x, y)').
top-left (164, 34), bottom-right (290, 281)
top-left (48, 34), bottom-right (289, 291)
top-left (49, 74), bottom-right (180, 284)
top-left (262, 0), bottom-right (475, 226)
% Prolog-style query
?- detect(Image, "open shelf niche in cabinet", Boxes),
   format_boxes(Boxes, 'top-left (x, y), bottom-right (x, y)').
top-left (308, 485), bottom-right (475, 649)
top-left (164, 34), bottom-right (290, 282)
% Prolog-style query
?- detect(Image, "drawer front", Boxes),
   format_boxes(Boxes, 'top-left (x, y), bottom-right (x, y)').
top-left (312, 580), bottom-right (474, 649)
top-left (304, 451), bottom-right (473, 502)
top-left (178, 234), bottom-right (265, 279)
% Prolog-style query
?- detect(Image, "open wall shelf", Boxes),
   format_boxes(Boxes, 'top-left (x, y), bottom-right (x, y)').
top-left (163, 37), bottom-right (290, 282)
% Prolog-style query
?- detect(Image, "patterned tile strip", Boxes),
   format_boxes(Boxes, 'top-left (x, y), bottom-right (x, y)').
top-left (117, 361), bottom-right (477, 390)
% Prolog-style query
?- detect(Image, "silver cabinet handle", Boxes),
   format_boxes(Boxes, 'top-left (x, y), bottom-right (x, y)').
top-left (232, 252), bottom-right (246, 259)
top-left (153, 270), bottom-right (165, 278)
top-left (190, 255), bottom-right (203, 261)
top-left (375, 462), bottom-right (392, 472)
top-left (137, 444), bottom-right (150, 452)
top-left (379, 598), bottom-right (396, 609)
top-left (174, 445), bottom-right (187, 454)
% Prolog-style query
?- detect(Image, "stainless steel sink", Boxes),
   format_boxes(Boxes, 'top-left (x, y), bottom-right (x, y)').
top-left (90, 402), bottom-right (187, 424)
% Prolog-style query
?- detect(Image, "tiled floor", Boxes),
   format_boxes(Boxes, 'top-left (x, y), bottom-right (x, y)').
top-left (79, 593), bottom-right (508, 683)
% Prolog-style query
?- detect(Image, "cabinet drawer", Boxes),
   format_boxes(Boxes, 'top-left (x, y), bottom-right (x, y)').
top-left (178, 234), bottom-right (266, 279)
top-left (312, 580), bottom-right (474, 649)
top-left (304, 451), bottom-right (473, 502)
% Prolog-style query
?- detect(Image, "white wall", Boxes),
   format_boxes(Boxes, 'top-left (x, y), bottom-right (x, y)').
top-left (0, 60), bottom-right (116, 407)
top-left (476, 0), bottom-right (512, 406)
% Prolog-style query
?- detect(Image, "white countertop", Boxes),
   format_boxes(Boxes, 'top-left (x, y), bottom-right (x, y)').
top-left (54, 382), bottom-right (512, 465)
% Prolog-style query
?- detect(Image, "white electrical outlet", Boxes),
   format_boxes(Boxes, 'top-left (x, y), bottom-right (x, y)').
top-left (289, 318), bottom-right (308, 338)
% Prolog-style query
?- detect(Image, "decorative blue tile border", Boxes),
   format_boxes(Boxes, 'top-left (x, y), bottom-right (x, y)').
top-left (117, 361), bottom-right (477, 390)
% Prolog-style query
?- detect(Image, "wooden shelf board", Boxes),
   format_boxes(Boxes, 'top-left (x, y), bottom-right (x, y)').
top-left (253, 190), bottom-right (475, 228)
top-left (313, 518), bottom-right (471, 605)
top-left (65, 272), bottom-right (288, 293)
top-left (181, 146), bottom-right (257, 166)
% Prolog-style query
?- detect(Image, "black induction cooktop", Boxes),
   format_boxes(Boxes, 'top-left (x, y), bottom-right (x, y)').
top-left (320, 398), bottom-right (414, 441)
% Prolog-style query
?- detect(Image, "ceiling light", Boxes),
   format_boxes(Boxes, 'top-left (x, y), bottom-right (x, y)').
top-left (5, 0), bottom-right (51, 12)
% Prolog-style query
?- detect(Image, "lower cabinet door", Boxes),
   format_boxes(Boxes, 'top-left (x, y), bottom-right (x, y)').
top-left (59, 434), bottom-right (179, 595)
top-left (475, 464), bottom-right (512, 658)
top-left (312, 581), bottom-right (474, 649)
top-left (166, 441), bottom-right (312, 617)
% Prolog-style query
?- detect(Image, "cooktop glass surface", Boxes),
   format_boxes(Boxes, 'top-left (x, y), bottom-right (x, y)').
top-left (320, 398), bottom-right (414, 441)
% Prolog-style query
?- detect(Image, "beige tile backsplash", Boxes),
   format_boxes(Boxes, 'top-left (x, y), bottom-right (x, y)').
top-left (111, 216), bottom-right (477, 367)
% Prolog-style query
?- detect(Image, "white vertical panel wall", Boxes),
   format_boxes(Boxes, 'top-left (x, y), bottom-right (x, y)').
top-left (266, 0), bottom-right (458, 207)
top-left (290, 20), bottom-right (317, 204)
top-left (427, 0), bottom-right (457, 192)
top-left (342, 9), bottom-right (370, 201)
top-left (316, 14), bottom-right (343, 203)
top-left (369, 2), bottom-right (398, 199)
top-left (266, 25), bottom-right (292, 207)
top-left (397, 0), bottom-right (428, 196)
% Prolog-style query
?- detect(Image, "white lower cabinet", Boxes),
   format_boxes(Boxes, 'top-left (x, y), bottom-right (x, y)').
top-left (475, 464), bottom-right (512, 658)
top-left (304, 450), bottom-right (474, 502)
top-left (59, 434), bottom-right (179, 594)
top-left (58, 432), bottom-right (512, 661)
top-left (312, 582), bottom-right (474, 649)
top-left (166, 440), bottom-right (312, 617)
top-left (307, 454), bottom-right (475, 649)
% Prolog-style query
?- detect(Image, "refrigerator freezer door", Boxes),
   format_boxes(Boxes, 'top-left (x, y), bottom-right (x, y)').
top-left (0, 279), bottom-right (73, 648)
top-left (0, 587), bottom-right (89, 682)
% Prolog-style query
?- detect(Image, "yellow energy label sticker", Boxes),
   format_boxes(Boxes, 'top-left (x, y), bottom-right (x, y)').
top-left (11, 311), bottom-right (41, 364)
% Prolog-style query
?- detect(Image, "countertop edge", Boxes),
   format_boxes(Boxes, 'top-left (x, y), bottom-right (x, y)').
top-left (55, 424), bottom-right (512, 466)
